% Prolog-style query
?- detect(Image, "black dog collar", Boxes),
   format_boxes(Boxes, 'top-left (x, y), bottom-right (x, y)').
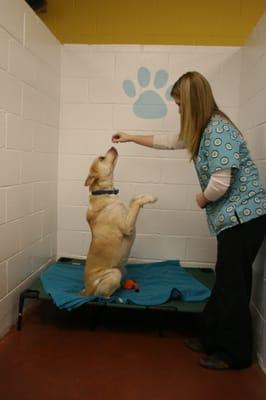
top-left (91, 188), bottom-right (119, 196)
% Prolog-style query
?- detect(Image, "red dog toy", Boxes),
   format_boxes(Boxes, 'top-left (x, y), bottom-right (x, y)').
top-left (123, 279), bottom-right (139, 292)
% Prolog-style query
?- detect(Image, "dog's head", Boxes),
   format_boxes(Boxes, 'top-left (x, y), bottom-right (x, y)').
top-left (85, 147), bottom-right (118, 190)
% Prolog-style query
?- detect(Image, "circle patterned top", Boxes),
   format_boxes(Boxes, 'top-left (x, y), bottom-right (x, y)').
top-left (195, 114), bottom-right (266, 235)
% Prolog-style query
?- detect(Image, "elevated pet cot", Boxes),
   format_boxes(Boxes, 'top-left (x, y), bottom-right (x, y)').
top-left (17, 258), bottom-right (215, 333)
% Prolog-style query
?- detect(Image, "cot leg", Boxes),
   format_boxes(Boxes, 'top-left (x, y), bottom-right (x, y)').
top-left (88, 305), bottom-right (106, 331)
top-left (158, 311), bottom-right (167, 337)
top-left (17, 289), bottom-right (39, 331)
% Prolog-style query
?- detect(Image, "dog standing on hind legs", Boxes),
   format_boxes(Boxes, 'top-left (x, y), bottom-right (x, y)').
top-left (81, 146), bottom-right (157, 297)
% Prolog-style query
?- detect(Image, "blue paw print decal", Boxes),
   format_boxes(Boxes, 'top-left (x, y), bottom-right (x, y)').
top-left (123, 67), bottom-right (172, 119)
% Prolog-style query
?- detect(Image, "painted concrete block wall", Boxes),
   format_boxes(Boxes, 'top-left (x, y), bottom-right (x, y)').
top-left (59, 44), bottom-right (241, 266)
top-left (0, 0), bottom-right (61, 337)
top-left (239, 12), bottom-right (266, 373)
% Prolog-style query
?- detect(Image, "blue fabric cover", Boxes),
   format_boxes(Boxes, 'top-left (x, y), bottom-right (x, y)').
top-left (40, 260), bottom-right (210, 311)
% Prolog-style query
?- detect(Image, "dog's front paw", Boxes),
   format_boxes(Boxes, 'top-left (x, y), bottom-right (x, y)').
top-left (146, 194), bottom-right (157, 204)
top-left (134, 194), bottom-right (158, 206)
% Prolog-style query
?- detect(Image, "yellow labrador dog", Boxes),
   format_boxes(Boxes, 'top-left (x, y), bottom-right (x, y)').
top-left (81, 147), bottom-right (157, 297)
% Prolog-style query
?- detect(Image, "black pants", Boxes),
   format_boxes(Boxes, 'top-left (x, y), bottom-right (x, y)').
top-left (200, 215), bottom-right (266, 369)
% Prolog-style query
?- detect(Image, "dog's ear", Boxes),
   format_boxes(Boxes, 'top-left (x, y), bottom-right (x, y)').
top-left (84, 174), bottom-right (97, 187)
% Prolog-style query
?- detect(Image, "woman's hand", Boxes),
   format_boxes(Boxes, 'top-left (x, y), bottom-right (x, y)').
top-left (112, 132), bottom-right (131, 143)
top-left (196, 192), bottom-right (209, 209)
top-left (112, 133), bottom-right (154, 148)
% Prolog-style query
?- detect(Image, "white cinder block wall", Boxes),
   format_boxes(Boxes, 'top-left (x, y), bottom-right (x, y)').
top-left (1, 1), bottom-right (265, 370)
top-left (0, 0), bottom-right (61, 337)
top-left (58, 44), bottom-right (241, 267)
top-left (239, 13), bottom-right (266, 373)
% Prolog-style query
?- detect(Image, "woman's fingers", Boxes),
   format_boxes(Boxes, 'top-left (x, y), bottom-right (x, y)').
top-left (112, 132), bottom-right (127, 143)
top-left (112, 134), bottom-right (120, 142)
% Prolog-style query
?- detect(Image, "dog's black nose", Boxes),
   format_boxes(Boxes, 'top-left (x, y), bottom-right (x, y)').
top-left (109, 146), bottom-right (118, 156)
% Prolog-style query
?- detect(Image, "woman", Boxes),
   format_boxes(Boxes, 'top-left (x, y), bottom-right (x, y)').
top-left (112, 71), bottom-right (266, 370)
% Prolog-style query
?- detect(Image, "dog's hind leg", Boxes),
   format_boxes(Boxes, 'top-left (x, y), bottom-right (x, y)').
top-left (94, 268), bottom-right (122, 297)
top-left (80, 282), bottom-right (98, 296)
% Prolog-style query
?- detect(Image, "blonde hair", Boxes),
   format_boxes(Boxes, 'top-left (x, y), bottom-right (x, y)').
top-left (171, 71), bottom-right (231, 160)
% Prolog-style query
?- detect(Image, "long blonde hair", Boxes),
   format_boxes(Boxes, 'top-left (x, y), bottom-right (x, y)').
top-left (171, 71), bottom-right (231, 160)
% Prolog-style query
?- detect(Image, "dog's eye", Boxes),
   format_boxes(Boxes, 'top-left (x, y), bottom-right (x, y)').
top-left (99, 156), bottom-right (105, 161)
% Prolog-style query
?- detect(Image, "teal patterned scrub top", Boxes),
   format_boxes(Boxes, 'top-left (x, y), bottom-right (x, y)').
top-left (195, 114), bottom-right (266, 236)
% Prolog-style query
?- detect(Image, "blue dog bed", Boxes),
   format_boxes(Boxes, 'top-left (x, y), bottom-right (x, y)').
top-left (40, 260), bottom-right (211, 311)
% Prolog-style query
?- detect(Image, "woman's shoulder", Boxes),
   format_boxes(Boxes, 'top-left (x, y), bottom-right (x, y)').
top-left (204, 114), bottom-right (241, 140)
top-left (208, 113), bottom-right (231, 128)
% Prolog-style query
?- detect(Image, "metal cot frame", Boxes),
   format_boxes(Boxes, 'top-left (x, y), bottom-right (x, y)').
top-left (17, 258), bottom-right (215, 333)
